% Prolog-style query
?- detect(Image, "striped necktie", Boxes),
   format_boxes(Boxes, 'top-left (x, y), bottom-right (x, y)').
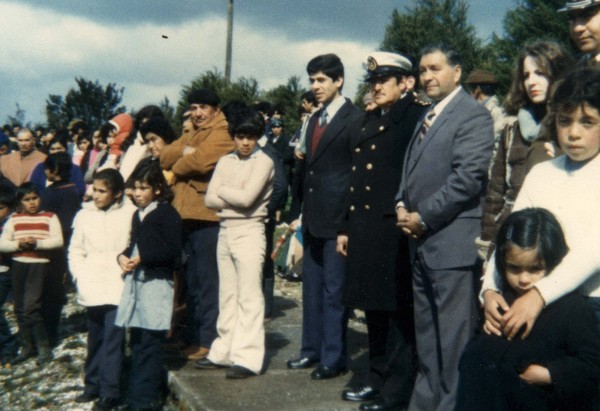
top-left (418, 108), bottom-right (436, 142)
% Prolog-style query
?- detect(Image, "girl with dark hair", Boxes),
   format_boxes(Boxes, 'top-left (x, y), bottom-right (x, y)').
top-left (69, 169), bottom-right (136, 409)
top-left (116, 161), bottom-right (181, 410)
top-left (483, 68), bottom-right (600, 358)
top-left (458, 208), bottom-right (600, 411)
top-left (119, 106), bottom-right (165, 182)
top-left (478, 40), bottom-right (573, 261)
top-left (0, 183), bottom-right (63, 366)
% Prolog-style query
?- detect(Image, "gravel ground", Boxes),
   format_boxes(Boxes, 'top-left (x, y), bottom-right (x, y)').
top-left (0, 292), bottom-right (179, 411)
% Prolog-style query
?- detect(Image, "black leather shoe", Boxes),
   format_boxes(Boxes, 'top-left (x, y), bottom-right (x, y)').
top-left (75, 392), bottom-right (99, 403)
top-left (310, 364), bottom-right (347, 380)
top-left (285, 271), bottom-right (302, 282)
top-left (194, 357), bottom-right (228, 370)
top-left (287, 356), bottom-right (318, 369)
top-left (342, 385), bottom-right (380, 402)
top-left (226, 365), bottom-right (256, 379)
top-left (359, 397), bottom-right (406, 411)
top-left (92, 396), bottom-right (120, 411)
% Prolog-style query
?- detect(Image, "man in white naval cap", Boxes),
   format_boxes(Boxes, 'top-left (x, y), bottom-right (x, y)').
top-left (559, 0), bottom-right (600, 65)
top-left (337, 51), bottom-right (429, 411)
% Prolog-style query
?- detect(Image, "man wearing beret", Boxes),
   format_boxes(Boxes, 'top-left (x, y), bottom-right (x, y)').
top-left (560, 0), bottom-right (600, 65)
top-left (337, 51), bottom-right (429, 411)
top-left (160, 89), bottom-right (235, 362)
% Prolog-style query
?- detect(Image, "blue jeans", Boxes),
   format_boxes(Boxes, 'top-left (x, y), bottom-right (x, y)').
top-left (0, 272), bottom-right (17, 358)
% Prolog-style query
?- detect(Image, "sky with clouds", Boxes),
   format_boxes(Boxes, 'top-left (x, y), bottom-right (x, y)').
top-left (1, 0), bottom-right (520, 126)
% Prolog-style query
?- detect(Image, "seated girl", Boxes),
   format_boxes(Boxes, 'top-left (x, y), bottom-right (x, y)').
top-left (458, 208), bottom-right (600, 410)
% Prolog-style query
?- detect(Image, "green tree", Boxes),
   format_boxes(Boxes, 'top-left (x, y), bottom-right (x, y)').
top-left (45, 77), bottom-right (126, 130)
top-left (486, 0), bottom-right (575, 94)
top-left (262, 76), bottom-right (308, 132)
top-left (175, 69), bottom-right (261, 126)
top-left (5, 103), bottom-right (29, 128)
top-left (380, 0), bottom-right (483, 76)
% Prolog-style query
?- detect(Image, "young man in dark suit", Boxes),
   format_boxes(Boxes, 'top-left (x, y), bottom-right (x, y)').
top-left (286, 53), bottom-right (362, 380)
top-left (396, 44), bottom-right (493, 411)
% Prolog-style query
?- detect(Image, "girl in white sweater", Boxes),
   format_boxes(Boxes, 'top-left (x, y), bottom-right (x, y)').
top-left (69, 169), bottom-right (136, 409)
top-left (482, 68), bottom-right (600, 340)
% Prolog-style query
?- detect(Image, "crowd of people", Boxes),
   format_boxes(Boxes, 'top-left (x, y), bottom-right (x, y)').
top-left (2, 1), bottom-right (600, 410)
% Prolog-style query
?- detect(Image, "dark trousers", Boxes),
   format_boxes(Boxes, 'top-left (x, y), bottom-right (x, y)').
top-left (409, 255), bottom-right (479, 411)
top-left (0, 272), bottom-right (17, 357)
top-left (262, 218), bottom-right (276, 319)
top-left (85, 305), bottom-right (124, 399)
top-left (12, 261), bottom-right (47, 328)
top-left (366, 309), bottom-right (416, 403)
top-left (301, 231), bottom-right (348, 368)
top-left (184, 223), bottom-right (219, 348)
top-left (128, 328), bottom-right (167, 408)
top-left (43, 251), bottom-right (67, 345)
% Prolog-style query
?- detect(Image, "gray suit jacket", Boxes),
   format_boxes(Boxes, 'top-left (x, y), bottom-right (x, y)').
top-left (396, 88), bottom-right (493, 270)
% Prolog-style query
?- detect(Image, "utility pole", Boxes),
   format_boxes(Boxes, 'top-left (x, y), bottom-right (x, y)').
top-left (225, 0), bottom-right (233, 83)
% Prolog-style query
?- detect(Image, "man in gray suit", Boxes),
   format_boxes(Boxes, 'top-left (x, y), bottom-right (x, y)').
top-left (396, 43), bottom-right (493, 411)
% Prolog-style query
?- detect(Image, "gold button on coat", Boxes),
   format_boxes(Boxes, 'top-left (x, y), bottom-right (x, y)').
top-left (366, 163), bottom-right (373, 170)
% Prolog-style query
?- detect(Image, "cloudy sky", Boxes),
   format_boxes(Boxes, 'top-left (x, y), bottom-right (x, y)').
top-left (1, 0), bottom-right (518, 126)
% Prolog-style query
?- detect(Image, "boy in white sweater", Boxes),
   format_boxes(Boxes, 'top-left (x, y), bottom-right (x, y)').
top-left (196, 107), bottom-right (274, 379)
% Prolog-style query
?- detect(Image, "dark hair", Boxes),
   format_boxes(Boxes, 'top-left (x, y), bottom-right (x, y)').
top-left (0, 185), bottom-right (17, 209)
top-left (48, 133), bottom-right (69, 151)
top-left (227, 107), bottom-right (265, 138)
top-left (134, 105), bottom-right (164, 130)
top-left (139, 117), bottom-right (178, 145)
top-left (98, 122), bottom-right (117, 144)
top-left (495, 208), bottom-right (568, 285)
top-left (221, 101), bottom-right (248, 122)
top-left (128, 160), bottom-right (173, 203)
top-left (93, 168), bottom-right (125, 195)
top-left (187, 88), bottom-right (220, 107)
top-left (78, 131), bottom-right (94, 175)
top-left (504, 41), bottom-right (573, 115)
top-left (301, 91), bottom-right (317, 106)
top-left (17, 182), bottom-right (40, 202)
top-left (547, 68), bottom-right (600, 145)
top-left (44, 152), bottom-right (72, 181)
top-left (306, 54), bottom-right (344, 85)
top-left (420, 43), bottom-right (462, 68)
top-left (254, 101), bottom-right (272, 115)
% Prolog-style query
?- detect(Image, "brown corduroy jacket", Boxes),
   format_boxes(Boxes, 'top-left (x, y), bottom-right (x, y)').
top-left (160, 111), bottom-right (235, 222)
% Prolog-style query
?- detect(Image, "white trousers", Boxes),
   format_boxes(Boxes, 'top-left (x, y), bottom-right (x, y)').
top-left (208, 221), bottom-right (266, 373)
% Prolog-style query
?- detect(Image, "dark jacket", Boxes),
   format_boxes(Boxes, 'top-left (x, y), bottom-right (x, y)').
top-left (342, 93), bottom-right (428, 310)
top-left (303, 98), bottom-right (362, 238)
top-left (456, 293), bottom-right (600, 411)
top-left (122, 202), bottom-right (182, 280)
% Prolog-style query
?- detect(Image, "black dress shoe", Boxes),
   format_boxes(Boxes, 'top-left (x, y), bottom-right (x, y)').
top-left (287, 356), bottom-right (318, 369)
top-left (342, 385), bottom-right (380, 402)
top-left (310, 364), bottom-right (347, 380)
top-left (194, 357), bottom-right (228, 370)
top-left (359, 397), bottom-right (406, 411)
top-left (92, 396), bottom-right (120, 411)
top-left (226, 365), bottom-right (256, 379)
top-left (285, 271), bottom-right (302, 282)
top-left (75, 392), bottom-right (99, 403)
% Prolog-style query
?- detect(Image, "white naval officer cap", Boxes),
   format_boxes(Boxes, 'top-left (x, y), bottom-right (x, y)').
top-left (363, 51), bottom-right (413, 82)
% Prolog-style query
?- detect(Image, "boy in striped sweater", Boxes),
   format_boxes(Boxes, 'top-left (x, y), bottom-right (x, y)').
top-left (0, 183), bottom-right (63, 366)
